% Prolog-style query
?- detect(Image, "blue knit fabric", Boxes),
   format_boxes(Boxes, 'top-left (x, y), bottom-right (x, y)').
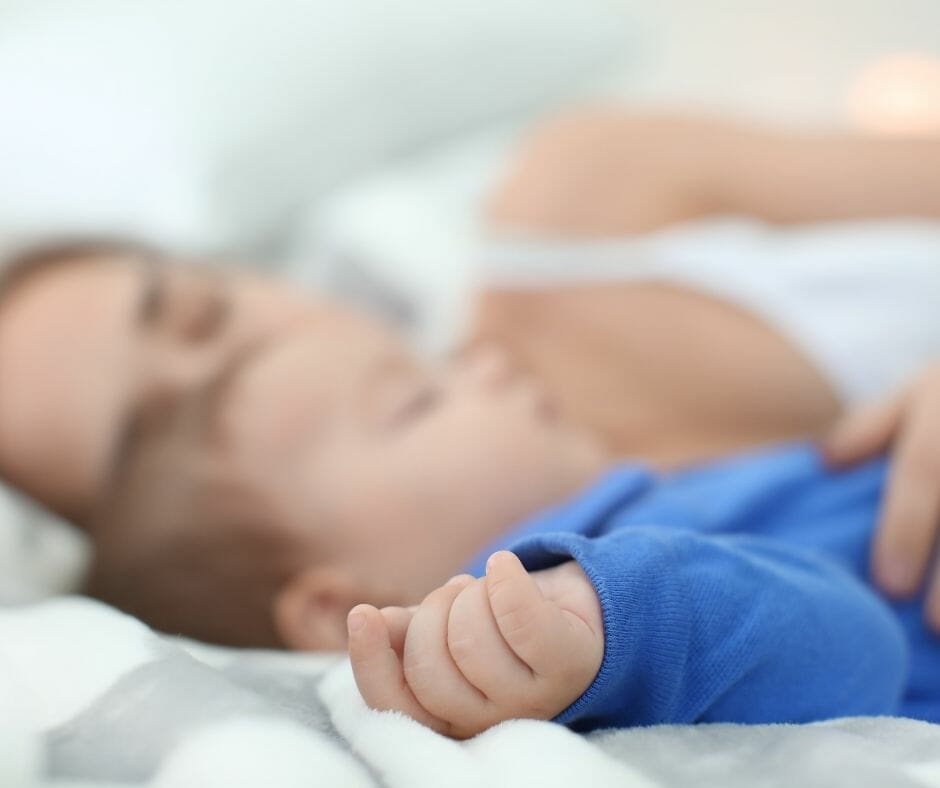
top-left (461, 443), bottom-right (940, 732)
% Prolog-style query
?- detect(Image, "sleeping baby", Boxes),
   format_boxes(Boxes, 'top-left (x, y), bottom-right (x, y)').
top-left (1, 242), bottom-right (939, 741)
top-left (348, 442), bottom-right (934, 738)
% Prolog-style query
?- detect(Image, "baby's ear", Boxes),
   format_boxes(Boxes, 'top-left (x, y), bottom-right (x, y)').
top-left (273, 565), bottom-right (360, 651)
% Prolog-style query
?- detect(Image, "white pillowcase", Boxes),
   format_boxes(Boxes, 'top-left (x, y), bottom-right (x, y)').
top-left (0, 0), bottom-right (632, 257)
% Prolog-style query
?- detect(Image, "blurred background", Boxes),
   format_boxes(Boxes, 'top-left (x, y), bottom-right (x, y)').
top-left (1, 0), bottom-right (940, 598)
top-left (1, 0), bottom-right (939, 322)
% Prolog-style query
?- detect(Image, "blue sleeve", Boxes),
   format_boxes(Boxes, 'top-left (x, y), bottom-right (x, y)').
top-left (508, 526), bottom-right (909, 732)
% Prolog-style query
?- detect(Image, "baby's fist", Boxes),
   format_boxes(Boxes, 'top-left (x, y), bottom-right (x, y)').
top-left (480, 551), bottom-right (604, 711)
top-left (348, 551), bottom-right (604, 739)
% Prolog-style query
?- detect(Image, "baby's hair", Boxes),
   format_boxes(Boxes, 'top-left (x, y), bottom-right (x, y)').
top-left (84, 474), bottom-right (301, 648)
top-left (81, 432), bottom-right (312, 648)
top-left (85, 506), bottom-right (297, 647)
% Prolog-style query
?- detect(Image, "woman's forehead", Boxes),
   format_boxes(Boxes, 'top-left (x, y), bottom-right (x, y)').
top-left (0, 255), bottom-right (142, 516)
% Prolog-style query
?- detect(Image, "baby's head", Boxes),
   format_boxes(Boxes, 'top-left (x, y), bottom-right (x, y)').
top-left (0, 245), bottom-right (608, 647)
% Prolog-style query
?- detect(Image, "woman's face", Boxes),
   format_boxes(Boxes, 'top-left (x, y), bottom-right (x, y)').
top-left (0, 249), bottom-right (319, 519)
top-left (0, 250), bottom-right (607, 596)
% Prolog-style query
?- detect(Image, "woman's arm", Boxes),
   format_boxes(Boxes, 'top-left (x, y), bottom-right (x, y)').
top-left (725, 129), bottom-right (940, 225)
top-left (487, 109), bottom-right (940, 236)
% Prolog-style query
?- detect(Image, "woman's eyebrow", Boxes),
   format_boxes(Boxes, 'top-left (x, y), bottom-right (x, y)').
top-left (137, 261), bottom-right (166, 327)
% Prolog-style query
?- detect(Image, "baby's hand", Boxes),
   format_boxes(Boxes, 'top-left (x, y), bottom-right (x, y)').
top-left (347, 551), bottom-right (604, 740)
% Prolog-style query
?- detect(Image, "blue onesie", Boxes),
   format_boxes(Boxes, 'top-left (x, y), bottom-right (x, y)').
top-left (461, 443), bottom-right (940, 733)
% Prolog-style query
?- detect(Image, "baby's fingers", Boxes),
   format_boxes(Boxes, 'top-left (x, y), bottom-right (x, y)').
top-left (485, 552), bottom-right (596, 683)
top-left (446, 578), bottom-right (537, 706)
top-left (347, 604), bottom-right (445, 732)
top-left (403, 576), bottom-right (496, 737)
top-left (378, 605), bottom-right (415, 661)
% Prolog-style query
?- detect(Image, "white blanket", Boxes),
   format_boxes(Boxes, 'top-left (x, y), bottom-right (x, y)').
top-left (4, 597), bottom-right (940, 788)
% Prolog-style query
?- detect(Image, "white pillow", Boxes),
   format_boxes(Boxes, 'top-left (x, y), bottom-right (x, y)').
top-left (287, 123), bottom-right (523, 354)
top-left (0, 484), bottom-right (90, 604)
top-left (0, 0), bottom-right (632, 256)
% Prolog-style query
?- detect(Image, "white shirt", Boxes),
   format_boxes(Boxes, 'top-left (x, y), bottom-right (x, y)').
top-left (481, 218), bottom-right (940, 406)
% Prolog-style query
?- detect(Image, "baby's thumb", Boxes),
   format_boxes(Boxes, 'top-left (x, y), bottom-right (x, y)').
top-left (485, 551), bottom-right (590, 680)
top-left (377, 606), bottom-right (416, 661)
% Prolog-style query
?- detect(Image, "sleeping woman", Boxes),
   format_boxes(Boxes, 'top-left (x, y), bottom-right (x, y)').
top-left (0, 110), bottom-right (939, 736)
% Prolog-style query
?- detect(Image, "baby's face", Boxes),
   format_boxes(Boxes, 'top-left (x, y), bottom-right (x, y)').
top-left (276, 326), bottom-right (609, 598)
top-left (0, 250), bottom-right (607, 603)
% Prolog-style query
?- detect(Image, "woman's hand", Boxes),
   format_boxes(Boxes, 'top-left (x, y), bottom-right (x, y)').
top-left (824, 364), bottom-right (940, 629)
top-left (346, 552), bottom-right (604, 740)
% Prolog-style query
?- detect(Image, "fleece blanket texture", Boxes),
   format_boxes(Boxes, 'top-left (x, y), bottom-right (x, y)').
top-left (3, 597), bottom-right (940, 788)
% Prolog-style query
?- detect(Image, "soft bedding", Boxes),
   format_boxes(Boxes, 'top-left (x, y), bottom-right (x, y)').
top-left (3, 597), bottom-right (940, 788)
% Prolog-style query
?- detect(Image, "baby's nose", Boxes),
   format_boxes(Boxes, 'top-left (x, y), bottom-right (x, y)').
top-left (458, 342), bottom-right (518, 390)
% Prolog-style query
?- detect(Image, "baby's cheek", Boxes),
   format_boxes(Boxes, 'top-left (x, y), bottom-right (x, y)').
top-left (217, 363), bottom-right (323, 468)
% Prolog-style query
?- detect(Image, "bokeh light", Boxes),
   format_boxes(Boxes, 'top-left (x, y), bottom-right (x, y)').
top-left (846, 52), bottom-right (940, 135)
